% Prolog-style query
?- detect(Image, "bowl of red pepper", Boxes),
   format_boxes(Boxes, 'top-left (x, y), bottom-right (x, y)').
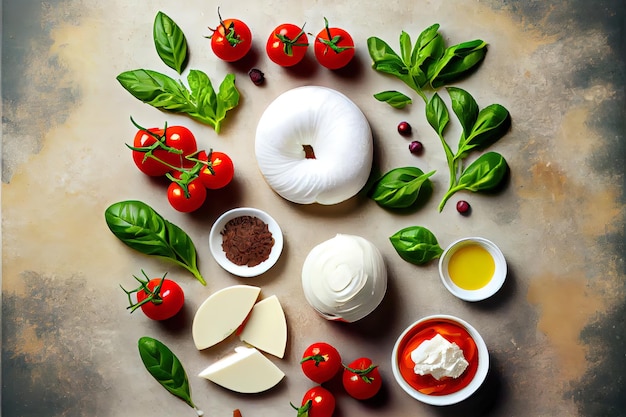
top-left (209, 207), bottom-right (283, 277)
top-left (391, 315), bottom-right (489, 406)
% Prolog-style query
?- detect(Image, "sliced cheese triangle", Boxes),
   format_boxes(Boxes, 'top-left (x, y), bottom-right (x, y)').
top-left (198, 346), bottom-right (285, 393)
top-left (192, 285), bottom-right (260, 350)
top-left (238, 295), bottom-right (287, 358)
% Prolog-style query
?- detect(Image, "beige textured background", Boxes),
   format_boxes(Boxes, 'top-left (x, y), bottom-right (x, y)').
top-left (2, 1), bottom-right (625, 416)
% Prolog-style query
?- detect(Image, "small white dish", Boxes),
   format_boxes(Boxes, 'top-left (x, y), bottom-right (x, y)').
top-left (209, 207), bottom-right (283, 278)
top-left (438, 237), bottom-right (507, 302)
top-left (391, 315), bottom-right (489, 406)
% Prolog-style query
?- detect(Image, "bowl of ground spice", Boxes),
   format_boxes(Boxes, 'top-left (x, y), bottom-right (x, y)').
top-left (209, 207), bottom-right (284, 277)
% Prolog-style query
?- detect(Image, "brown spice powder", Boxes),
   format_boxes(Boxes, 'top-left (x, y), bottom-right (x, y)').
top-left (221, 215), bottom-right (275, 267)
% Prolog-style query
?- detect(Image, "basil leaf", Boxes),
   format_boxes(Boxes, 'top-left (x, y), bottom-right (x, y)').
top-left (188, 69), bottom-right (217, 120)
top-left (116, 69), bottom-right (187, 103)
top-left (373, 90), bottom-right (413, 109)
top-left (116, 69), bottom-right (239, 133)
top-left (438, 152), bottom-right (508, 211)
top-left (447, 87), bottom-right (478, 139)
top-left (138, 337), bottom-right (202, 414)
top-left (429, 39), bottom-right (488, 88)
top-left (412, 23), bottom-right (444, 80)
top-left (399, 31), bottom-right (413, 66)
top-left (457, 103), bottom-right (510, 157)
top-left (367, 36), bottom-right (407, 77)
top-left (215, 73), bottom-right (240, 133)
top-left (370, 167), bottom-right (435, 209)
top-left (105, 200), bottom-right (205, 285)
top-left (389, 226), bottom-right (443, 265)
top-left (426, 93), bottom-right (449, 137)
top-left (456, 151), bottom-right (508, 192)
top-left (153, 11), bottom-right (188, 74)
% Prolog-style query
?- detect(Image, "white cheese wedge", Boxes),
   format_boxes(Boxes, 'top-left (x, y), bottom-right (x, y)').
top-left (238, 295), bottom-right (287, 358)
top-left (192, 285), bottom-right (260, 350)
top-left (198, 346), bottom-right (285, 393)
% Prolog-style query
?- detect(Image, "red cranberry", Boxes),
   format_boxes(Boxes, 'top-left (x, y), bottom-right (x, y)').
top-left (456, 200), bottom-right (471, 214)
top-left (409, 140), bottom-right (423, 154)
top-left (248, 68), bottom-right (265, 86)
top-left (397, 121), bottom-right (412, 136)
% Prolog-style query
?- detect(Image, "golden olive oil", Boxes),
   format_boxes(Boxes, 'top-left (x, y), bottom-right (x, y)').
top-left (448, 244), bottom-right (495, 290)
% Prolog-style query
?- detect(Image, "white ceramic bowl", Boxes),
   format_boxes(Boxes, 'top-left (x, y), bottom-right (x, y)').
top-left (391, 315), bottom-right (489, 406)
top-left (438, 237), bottom-right (507, 302)
top-left (209, 207), bottom-right (283, 278)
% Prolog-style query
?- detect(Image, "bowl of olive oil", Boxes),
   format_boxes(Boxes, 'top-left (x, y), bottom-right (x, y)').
top-left (438, 237), bottom-right (507, 301)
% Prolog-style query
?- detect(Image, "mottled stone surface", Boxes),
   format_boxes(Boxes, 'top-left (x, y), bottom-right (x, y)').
top-left (2, 0), bottom-right (624, 416)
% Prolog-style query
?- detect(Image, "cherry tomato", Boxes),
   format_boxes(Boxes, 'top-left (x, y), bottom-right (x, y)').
top-left (209, 11), bottom-right (252, 62)
top-left (134, 276), bottom-right (185, 321)
top-left (162, 125), bottom-right (198, 168)
top-left (342, 357), bottom-right (382, 400)
top-left (300, 342), bottom-right (342, 384)
top-left (293, 386), bottom-right (335, 417)
top-left (131, 124), bottom-right (198, 176)
top-left (266, 23), bottom-right (309, 67)
top-left (167, 178), bottom-right (207, 212)
top-left (314, 18), bottom-right (355, 70)
top-left (197, 150), bottom-right (235, 190)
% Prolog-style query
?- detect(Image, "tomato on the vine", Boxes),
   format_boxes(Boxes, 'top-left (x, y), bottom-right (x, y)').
top-left (167, 177), bottom-right (207, 212)
top-left (121, 271), bottom-right (185, 321)
top-left (266, 23), bottom-right (309, 67)
top-left (292, 386), bottom-right (335, 417)
top-left (300, 342), bottom-right (342, 384)
top-left (342, 357), bottom-right (383, 400)
top-left (130, 119), bottom-right (198, 176)
top-left (208, 9), bottom-right (252, 62)
top-left (314, 18), bottom-right (355, 70)
top-left (197, 150), bottom-right (235, 190)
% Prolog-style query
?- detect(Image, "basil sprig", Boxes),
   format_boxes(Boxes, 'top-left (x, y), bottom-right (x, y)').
top-left (138, 337), bottom-right (204, 416)
top-left (389, 226), bottom-right (443, 265)
top-left (427, 88), bottom-right (510, 211)
top-left (370, 167), bottom-right (435, 210)
top-left (368, 24), bottom-right (486, 102)
top-left (116, 70), bottom-right (239, 134)
top-left (104, 200), bottom-right (205, 285)
top-left (153, 11), bottom-right (188, 74)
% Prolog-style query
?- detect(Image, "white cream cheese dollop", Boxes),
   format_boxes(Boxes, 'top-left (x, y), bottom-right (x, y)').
top-left (301, 234), bottom-right (387, 322)
top-left (410, 334), bottom-right (469, 380)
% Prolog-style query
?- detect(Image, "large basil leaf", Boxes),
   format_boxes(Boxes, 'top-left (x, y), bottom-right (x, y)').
top-left (412, 23), bottom-right (444, 82)
top-left (426, 93), bottom-right (449, 137)
top-left (153, 11), bottom-right (188, 74)
top-left (105, 200), bottom-right (205, 285)
top-left (429, 39), bottom-right (487, 88)
top-left (373, 90), bottom-right (413, 109)
top-left (370, 167), bottom-right (435, 209)
top-left (447, 87), bottom-right (478, 139)
top-left (389, 226), bottom-right (443, 265)
top-left (215, 73), bottom-right (240, 132)
top-left (367, 36), bottom-right (408, 77)
top-left (457, 104), bottom-right (510, 158)
top-left (438, 152), bottom-right (508, 211)
top-left (138, 337), bottom-right (202, 413)
top-left (456, 151), bottom-right (508, 191)
top-left (188, 69), bottom-right (217, 119)
top-left (116, 69), bottom-right (186, 103)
